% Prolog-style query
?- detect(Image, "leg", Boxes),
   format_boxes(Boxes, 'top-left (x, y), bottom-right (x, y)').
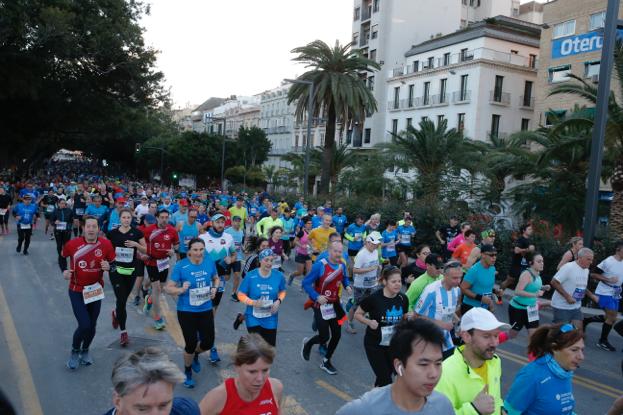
top-left (600, 308), bottom-right (618, 345)
top-left (197, 310), bottom-right (215, 352)
top-left (364, 342), bottom-right (393, 387)
top-left (16, 226), bottom-right (24, 251)
top-left (110, 271), bottom-right (135, 331)
top-left (82, 299), bottom-right (102, 350)
top-left (68, 290), bottom-right (91, 351)
top-left (305, 308), bottom-right (331, 350)
top-left (23, 228), bottom-right (32, 252)
top-left (177, 311), bottom-right (199, 385)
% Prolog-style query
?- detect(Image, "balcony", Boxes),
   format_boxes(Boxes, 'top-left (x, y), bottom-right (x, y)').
top-left (290, 146), bottom-right (305, 153)
top-left (452, 90), bottom-right (471, 103)
top-left (362, 7), bottom-right (372, 21)
top-left (419, 95), bottom-right (431, 107)
top-left (360, 36), bottom-right (369, 47)
top-left (520, 96), bottom-right (535, 109)
top-left (430, 94), bottom-right (450, 106)
top-left (387, 100), bottom-right (401, 111)
top-left (392, 67), bottom-right (405, 77)
top-left (489, 91), bottom-right (511, 106)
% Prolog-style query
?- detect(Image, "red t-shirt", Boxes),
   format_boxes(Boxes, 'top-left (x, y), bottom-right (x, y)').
top-left (221, 378), bottom-right (279, 415)
top-left (142, 224), bottom-right (179, 266)
top-left (62, 236), bottom-right (116, 292)
top-left (313, 259), bottom-right (345, 304)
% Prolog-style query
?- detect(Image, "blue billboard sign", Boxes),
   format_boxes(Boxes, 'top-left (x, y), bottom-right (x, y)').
top-left (552, 30), bottom-right (623, 59)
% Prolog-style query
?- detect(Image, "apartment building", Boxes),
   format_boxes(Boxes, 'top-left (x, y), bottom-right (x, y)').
top-left (350, 0), bottom-right (541, 147)
top-left (260, 84), bottom-right (296, 168)
top-left (534, 0), bottom-right (623, 125)
top-left (203, 96), bottom-right (260, 138)
top-left (386, 16), bottom-right (540, 142)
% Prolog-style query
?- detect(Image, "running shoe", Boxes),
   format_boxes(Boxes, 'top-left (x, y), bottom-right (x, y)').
top-left (192, 354), bottom-right (201, 373)
top-left (230, 293), bottom-right (239, 302)
top-left (111, 310), bottom-right (119, 329)
top-left (320, 358), bottom-right (337, 375)
top-left (23, 250), bottom-right (28, 256)
top-left (287, 274), bottom-right (295, 286)
top-left (50, 234), bottom-right (55, 240)
top-left (15, 246), bottom-right (20, 253)
top-left (67, 350), bottom-right (80, 370)
top-left (79, 350), bottom-right (93, 366)
top-left (597, 340), bottom-right (616, 352)
top-left (209, 347), bottom-right (221, 364)
top-left (319, 344), bottom-right (328, 357)
top-left (133, 295), bottom-right (140, 306)
top-left (153, 318), bottom-right (166, 330)
top-left (345, 298), bottom-right (354, 314)
top-left (120, 332), bottom-right (129, 347)
top-left (345, 322), bottom-right (357, 334)
top-left (301, 337), bottom-right (311, 361)
top-left (183, 375), bottom-right (195, 389)
top-left (233, 313), bottom-right (244, 330)
top-left (143, 294), bottom-right (152, 314)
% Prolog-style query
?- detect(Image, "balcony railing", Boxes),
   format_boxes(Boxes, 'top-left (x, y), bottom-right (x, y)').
top-left (430, 94), bottom-right (450, 106)
top-left (360, 36), bottom-right (369, 47)
top-left (520, 96), bottom-right (535, 109)
top-left (452, 90), bottom-right (471, 103)
top-left (387, 100), bottom-right (401, 111)
top-left (362, 8), bottom-right (372, 21)
top-left (489, 91), bottom-right (511, 105)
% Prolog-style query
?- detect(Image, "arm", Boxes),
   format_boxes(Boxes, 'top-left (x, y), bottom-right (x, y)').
top-left (447, 236), bottom-right (461, 252)
top-left (550, 277), bottom-right (575, 304)
top-left (466, 247), bottom-right (481, 269)
top-left (302, 262), bottom-right (323, 301)
top-left (164, 279), bottom-right (189, 296)
top-left (414, 291), bottom-right (454, 331)
top-left (607, 395), bottom-right (623, 415)
top-left (354, 305), bottom-right (378, 330)
top-left (590, 267), bottom-right (618, 284)
top-left (514, 271), bottom-right (542, 298)
top-left (199, 384), bottom-right (227, 415)
top-left (557, 251), bottom-right (572, 271)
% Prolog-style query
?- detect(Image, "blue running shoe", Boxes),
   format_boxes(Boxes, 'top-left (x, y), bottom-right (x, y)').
top-left (183, 375), bottom-right (195, 388)
top-left (319, 344), bottom-right (328, 357)
top-left (192, 355), bottom-right (201, 373)
top-left (66, 349), bottom-right (80, 370)
top-left (79, 350), bottom-right (93, 366)
top-left (210, 347), bottom-right (221, 364)
top-left (153, 318), bottom-right (166, 330)
top-left (143, 294), bottom-right (152, 314)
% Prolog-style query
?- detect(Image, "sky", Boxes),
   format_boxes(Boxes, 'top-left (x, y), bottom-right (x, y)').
top-left (142, 0), bottom-right (546, 109)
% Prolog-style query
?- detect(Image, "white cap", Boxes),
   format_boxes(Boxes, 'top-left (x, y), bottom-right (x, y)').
top-left (460, 307), bottom-right (511, 332)
top-left (366, 231), bottom-right (382, 244)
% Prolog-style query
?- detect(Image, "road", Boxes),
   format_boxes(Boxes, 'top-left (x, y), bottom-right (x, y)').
top-left (0, 228), bottom-right (621, 414)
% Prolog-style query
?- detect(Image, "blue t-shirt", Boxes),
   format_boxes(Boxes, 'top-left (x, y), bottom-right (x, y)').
top-left (346, 223), bottom-right (367, 252)
top-left (224, 226), bottom-right (245, 261)
top-left (281, 216), bottom-right (296, 240)
top-left (170, 209), bottom-right (188, 226)
top-left (239, 268), bottom-right (286, 329)
top-left (170, 257), bottom-right (218, 312)
top-left (396, 224), bottom-right (416, 246)
top-left (463, 260), bottom-right (496, 307)
top-left (178, 221), bottom-right (200, 254)
top-left (504, 355), bottom-right (575, 415)
top-left (85, 204), bottom-right (108, 219)
top-left (13, 203), bottom-right (38, 225)
top-left (381, 229), bottom-right (398, 258)
top-left (333, 214), bottom-right (347, 233)
top-left (311, 215), bottom-right (322, 229)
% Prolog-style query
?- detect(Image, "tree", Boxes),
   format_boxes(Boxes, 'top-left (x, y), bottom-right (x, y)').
top-left (309, 143), bottom-right (358, 192)
top-left (288, 40), bottom-right (380, 194)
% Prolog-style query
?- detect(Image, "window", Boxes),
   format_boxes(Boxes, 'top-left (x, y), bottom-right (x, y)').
top-left (391, 119), bottom-right (398, 135)
top-left (423, 82), bottom-right (430, 105)
top-left (443, 52), bottom-right (451, 66)
top-left (460, 74), bottom-right (469, 101)
top-left (440, 78), bottom-right (447, 103)
top-left (490, 114), bottom-right (501, 138)
top-left (585, 61), bottom-right (600, 78)
top-left (408, 84), bottom-right (415, 107)
top-left (353, 33), bottom-right (359, 45)
top-left (521, 118), bottom-right (530, 131)
top-left (437, 115), bottom-right (445, 125)
top-left (458, 113), bottom-right (465, 133)
top-left (422, 116), bottom-right (429, 122)
top-left (354, 7), bottom-right (360, 20)
top-left (373, 0), bottom-right (380, 12)
top-left (320, 133), bottom-right (325, 146)
top-left (590, 11), bottom-right (606, 30)
top-left (371, 27), bottom-right (378, 39)
top-left (553, 19), bottom-right (576, 39)
top-left (368, 75), bottom-right (375, 91)
top-left (529, 54), bottom-right (537, 69)
top-left (523, 81), bottom-right (533, 107)
top-left (510, 50), bottom-right (519, 55)
top-left (393, 86), bottom-right (400, 109)
top-left (549, 65), bottom-right (571, 83)
top-left (427, 56), bottom-right (434, 69)
top-left (493, 75), bottom-right (504, 102)
top-left (460, 48), bottom-right (472, 62)
top-left (412, 60), bottom-right (419, 73)
top-left (364, 128), bottom-right (371, 144)
top-left (370, 49), bottom-right (377, 62)
top-left (295, 135), bottom-right (299, 149)
top-left (406, 118), bottom-right (413, 128)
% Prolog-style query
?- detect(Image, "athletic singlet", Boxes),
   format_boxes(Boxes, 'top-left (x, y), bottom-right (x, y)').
top-left (178, 220), bottom-right (200, 254)
top-left (313, 259), bottom-right (344, 304)
top-left (220, 378), bottom-right (279, 415)
top-left (295, 229), bottom-right (311, 255)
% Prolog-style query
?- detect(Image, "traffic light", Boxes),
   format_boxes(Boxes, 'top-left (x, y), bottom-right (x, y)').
top-left (135, 143), bottom-right (141, 153)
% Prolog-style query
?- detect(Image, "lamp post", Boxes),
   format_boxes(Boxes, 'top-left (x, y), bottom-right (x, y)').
top-left (204, 115), bottom-right (228, 189)
top-left (284, 78), bottom-right (314, 199)
top-left (137, 144), bottom-right (169, 184)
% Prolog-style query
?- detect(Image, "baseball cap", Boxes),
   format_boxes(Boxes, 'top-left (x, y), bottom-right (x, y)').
top-left (178, 199), bottom-right (188, 206)
top-left (460, 307), bottom-right (510, 332)
top-left (481, 229), bottom-right (496, 239)
top-left (366, 231), bottom-right (382, 244)
top-left (211, 213), bottom-right (225, 222)
top-left (425, 253), bottom-right (444, 267)
top-left (480, 244), bottom-right (497, 254)
top-left (317, 206), bottom-right (325, 211)
top-left (232, 215), bottom-right (242, 221)
top-left (143, 214), bottom-right (157, 225)
top-left (116, 197), bottom-right (126, 203)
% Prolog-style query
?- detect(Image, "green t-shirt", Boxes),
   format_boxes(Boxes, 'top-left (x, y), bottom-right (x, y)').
top-left (406, 272), bottom-right (443, 311)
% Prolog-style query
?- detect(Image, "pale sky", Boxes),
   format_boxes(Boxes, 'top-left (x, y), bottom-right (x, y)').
top-left (142, 0), bottom-right (546, 109)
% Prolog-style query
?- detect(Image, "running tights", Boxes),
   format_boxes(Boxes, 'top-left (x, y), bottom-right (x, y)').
top-left (247, 325), bottom-right (277, 346)
top-left (177, 310), bottom-right (215, 354)
top-left (68, 290), bottom-right (101, 351)
top-left (306, 308), bottom-right (341, 359)
top-left (109, 271), bottom-right (136, 331)
top-left (364, 342), bottom-right (393, 387)
top-left (54, 231), bottom-right (71, 271)
top-left (16, 227), bottom-right (32, 252)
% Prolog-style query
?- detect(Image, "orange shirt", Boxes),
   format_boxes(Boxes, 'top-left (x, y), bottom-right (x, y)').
top-left (452, 242), bottom-right (475, 265)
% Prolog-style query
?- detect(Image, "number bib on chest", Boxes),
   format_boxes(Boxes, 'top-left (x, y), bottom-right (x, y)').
top-left (441, 307), bottom-right (455, 323)
top-left (75, 208), bottom-right (84, 215)
top-left (0, 209), bottom-right (7, 215)
top-left (400, 234), bottom-right (411, 244)
top-left (115, 247), bottom-right (134, 263)
top-left (612, 285), bottom-right (622, 300)
top-left (572, 288), bottom-right (585, 300)
top-left (189, 287), bottom-right (211, 306)
top-left (56, 221), bottom-right (67, 231)
top-left (320, 303), bottom-right (336, 320)
top-left (253, 299), bottom-right (273, 319)
top-left (527, 304), bottom-right (539, 322)
top-left (83, 282), bottom-right (105, 304)
top-left (272, 256), bottom-right (282, 268)
top-left (156, 257), bottom-right (170, 272)
top-left (380, 325), bottom-right (396, 346)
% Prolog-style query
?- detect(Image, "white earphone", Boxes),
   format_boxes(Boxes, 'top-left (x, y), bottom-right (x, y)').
top-left (397, 364), bottom-right (404, 377)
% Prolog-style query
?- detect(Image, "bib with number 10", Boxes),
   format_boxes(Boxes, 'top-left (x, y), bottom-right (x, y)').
top-left (83, 282), bottom-right (105, 304)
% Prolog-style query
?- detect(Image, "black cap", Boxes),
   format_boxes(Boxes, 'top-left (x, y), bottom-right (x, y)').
top-left (480, 244), bottom-right (497, 254)
top-left (425, 253), bottom-right (443, 266)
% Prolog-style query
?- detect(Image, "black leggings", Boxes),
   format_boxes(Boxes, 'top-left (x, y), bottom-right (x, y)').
top-left (69, 290), bottom-right (101, 351)
top-left (177, 310), bottom-right (215, 354)
top-left (17, 226), bottom-right (32, 251)
top-left (247, 325), bottom-right (277, 346)
top-left (364, 341), bottom-right (393, 387)
top-left (306, 307), bottom-right (342, 359)
top-left (109, 271), bottom-right (136, 331)
top-left (54, 231), bottom-right (71, 271)
top-left (0, 212), bottom-right (8, 225)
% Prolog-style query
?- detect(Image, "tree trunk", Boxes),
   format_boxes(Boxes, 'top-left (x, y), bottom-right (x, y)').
top-left (609, 161), bottom-right (623, 239)
top-left (319, 103), bottom-right (336, 195)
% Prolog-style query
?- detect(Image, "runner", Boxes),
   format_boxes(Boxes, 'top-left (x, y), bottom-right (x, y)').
top-left (557, 236), bottom-right (584, 270)
top-left (508, 252), bottom-right (550, 340)
top-left (170, 199), bottom-right (189, 226)
top-left (332, 207), bottom-right (347, 236)
top-left (267, 226), bottom-right (288, 272)
top-left (396, 215), bottom-right (416, 269)
top-left (85, 195), bottom-right (109, 222)
top-left (402, 244), bottom-right (431, 287)
top-left (0, 186), bottom-right (11, 235)
top-left (51, 198), bottom-right (74, 271)
top-left (381, 220), bottom-right (399, 266)
top-left (504, 323), bottom-right (584, 415)
top-left (446, 221), bottom-right (471, 254)
top-left (344, 214), bottom-right (367, 274)
top-left (451, 229), bottom-right (477, 266)
top-left (354, 266), bottom-right (409, 386)
top-left (133, 195), bottom-right (150, 219)
top-left (164, 237), bottom-right (219, 388)
top-left (13, 193), bottom-right (37, 255)
top-left (176, 207), bottom-right (201, 260)
top-left (228, 197), bottom-right (248, 226)
top-left (255, 207), bottom-right (283, 238)
top-left (131, 214), bottom-right (156, 307)
top-left (500, 223), bottom-right (535, 293)
top-left (550, 247), bottom-right (594, 328)
top-left (336, 319), bottom-right (453, 415)
top-left (233, 236), bottom-right (270, 331)
top-left (288, 216), bottom-right (313, 286)
top-left (405, 253), bottom-right (443, 311)
top-left (106, 208), bottom-right (147, 347)
top-left (301, 241), bottom-right (353, 375)
top-left (346, 232), bottom-right (382, 334)
top-left (460, 244), bottom-right (497, 314)
top-left (435, 308), bottom-right (510, 415)
top-left (143, 209), bottom-right (180, 330)
top-left (62, 216), bottom-right (115, 369)
top-left (237, 248), bottom-right (287, 346)
top-left (308, 214), bottom-right (337, 259)
top-left (72, 185), bottom-right (88, 237)
top-left (436, 215), bottom-right (460, 260)
top-left (199, 333), bottom-right (283, 415)
top-left (414, 260), bottom-right (463, 359)
top-left (225, 215), bottom-right (245, 302)
top-left (280, 207), bottom-right (296, 258)
top-left (41, 189), bottom-right (58, 238)
top-left (102, 197), bottom-right (126, 232)
top-left (465, 229), bottom-right (496, 269)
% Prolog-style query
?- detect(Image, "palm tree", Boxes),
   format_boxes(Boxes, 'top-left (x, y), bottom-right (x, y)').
top-left (281, 151), bottom-right (320, 193)
top-left (309, 143), bottom-right (358, 192)
top-left (380, 118), bottom-right (476, 202)
top-left (288, 40), bottom-right (380, 195)
top-left (548, 42), bottom-right (623, 237)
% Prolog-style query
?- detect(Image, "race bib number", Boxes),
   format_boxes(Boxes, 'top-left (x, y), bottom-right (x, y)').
top-left (363, 274), bottom-right (378, 289)
top-left (273, 256), bottom-right (282, 269)
top-left (253, 299), bottom-right (273, 319)
top-left (572, 288), bottom-right (586, 300)
top-left (115, 247), bottom-right (134, 263)
top-left (612, 285), bottom-right (622, 300)
top-left (0, 209), bottom-right (7, 215)
top-left (387, 241), bottom-right (395, 252)
top-left (83, 282), bottom-right (105, 304)
top-left (320, 303), bottom-right (336, 320)
top-left (156, 257), bottom-right (170, 272)
top-left (46, 205), bottom-right (54, 213)
top-left (20, 223), bottom-right (31, 230)
top-left (400, 234), bottom-right (411, 244)
top-left (527, 304), bottom-right (539, 322)
top-left (380, 325), bottom-right (396, 346)
top-left (354, 233), bottom-right (362, 241)
top-left (56, 221), bottom-right (67, 231)
top-left (441, 307), bottom-right (455, 323)
top-left (189, 287), bottom-right (211, 306)
top-left (75, 208), bottom-right (84, 215)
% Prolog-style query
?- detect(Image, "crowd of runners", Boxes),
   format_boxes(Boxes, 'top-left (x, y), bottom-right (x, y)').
top-left (1, 174), bottom-right (623, 415)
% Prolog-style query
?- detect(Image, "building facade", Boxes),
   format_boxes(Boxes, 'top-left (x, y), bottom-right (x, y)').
top-left (386, 16), bottom-right (540, 142)
top-left (260, 84), bottom-right (296, 168)
top-left (350, 0), bottom-right (540, 148)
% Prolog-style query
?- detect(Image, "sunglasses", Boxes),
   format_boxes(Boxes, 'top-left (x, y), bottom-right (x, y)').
top-left (444, 261), bottom-right (462, 269)
top-left (559, 323), bottom-right (577, 334)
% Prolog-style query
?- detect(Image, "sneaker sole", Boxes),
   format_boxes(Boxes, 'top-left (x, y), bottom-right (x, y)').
top-left (320, 363), bottom-right (337, 375)
top-left (301, 337), bottom-right (310, 361)
top-left (597, 343), bottom-right (616, 352)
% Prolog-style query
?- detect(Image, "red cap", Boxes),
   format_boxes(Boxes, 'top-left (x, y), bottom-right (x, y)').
top-left (179, 199), bottom-right (188, 206)
top-left (116, 197), bottom-right (126, 203)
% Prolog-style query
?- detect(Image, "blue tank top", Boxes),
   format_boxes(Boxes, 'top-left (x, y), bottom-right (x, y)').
top-left (178, 221), bottom-right (199, 253)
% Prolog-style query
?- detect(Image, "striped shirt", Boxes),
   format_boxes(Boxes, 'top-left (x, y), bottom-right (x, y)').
top-left (415, 280), bottom-right (460, 350)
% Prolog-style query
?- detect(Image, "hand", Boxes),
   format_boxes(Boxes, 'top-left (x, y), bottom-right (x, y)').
top-left (210, 287), bottom-right (217, 299)
top-left (542, 284), bottom-right (551, 292)
top-left (406, 275), bottom-right (415, 284)
top-left (124, 240), bottom-right (137, 248)
top-left (481, 295), bottom-right (493, 307)
top-left (181, 281), bottom-right (191, 293)
top-left (346, 286), bottom-right (353, 296)
top-left (100, 260), bottom-right (110, 271)
top-left (63, 270), bottom-right (71, 280)
top-left (566, 296), bottom-right (577, 305)
top-left (607, 276), bottom-right (619, 284)
top-left (536, 290), bottom-right (544, 297)
top-left (168, 249), bottom-right (175, 257)
top-left (472, 385), bottom-right (495, 415)
top-left (368, 319), bottom-right (379, 330)
top-left (441, 321), bottom-right (454, 331)
top-left (317, 295), bottom-right (328, 305)
top-left (271, 300), bottom-right (281, 314)
top-left (224, 256), bottom-right (232, 265)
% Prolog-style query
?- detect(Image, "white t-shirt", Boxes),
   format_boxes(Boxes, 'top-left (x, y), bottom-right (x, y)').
top-left (134, 204), bottom-right (149, 218)
top-left (595, 256), bottom-right (623, 297)
top-left (551, 261), bottom-right (589, 310)
top-left (353, 248), bottom-right (379, 289)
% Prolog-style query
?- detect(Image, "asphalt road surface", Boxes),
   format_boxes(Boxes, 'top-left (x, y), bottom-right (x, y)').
top-left (0, 228), bottom-right (621, 414)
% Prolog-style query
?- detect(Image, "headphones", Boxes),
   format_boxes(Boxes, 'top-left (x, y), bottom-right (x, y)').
top-left (397, 364), bottom-right (404, 377)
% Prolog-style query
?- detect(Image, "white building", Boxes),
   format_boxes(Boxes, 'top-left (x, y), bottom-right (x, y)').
top-left (204, 96), bottom-right (260, 137)
top-left (190, 97), bottom-right (227, 133)
top-left (351, 0), bottom-right (542, 147)
top-left (260, 84), bottom-right (297, 168)
top-left (386, 16), bottom-right (540, 142)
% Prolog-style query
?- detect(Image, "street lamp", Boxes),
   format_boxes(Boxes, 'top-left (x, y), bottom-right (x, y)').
top-left (284, 78), bottom-right (314, 199)
top-left (136, 143), bottom-right (169, 184)
top-left (204, 115), bottom-right (228, 189)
